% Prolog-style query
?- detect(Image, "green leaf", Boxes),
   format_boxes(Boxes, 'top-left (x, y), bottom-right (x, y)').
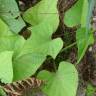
top-left (0, 19), bottom-right (13, 36)
top-left (23, 0), bottom-right (59, 31)
top-left (0, 0), bottom-right (25, 33)
top-left (11, 23), bottom-right (62, 81)
top-left (0, 34), bottom-right (43, 81)
top-left (0, 18), bottom-right (25, 57)
top-left (20, 23), bottom-right (63, 59)
top-left (75, 0), bottom-right (95, 64)
top-left (0, 19), bottom-right (46, 81)
top-left (12, 23), bottom-right (63, 80)
top-left (0, 51), bottom-right (13, 83)
top-left (76, 28), bottom-right (94, 64)
top-left (13, 53), bottom-right (46, 81)
top-left (0, 0), bottom-right (62, 81)
top-left (22, 0), bottom-right (62, 58)
top-left (38, 62), bottom-right (78, 96)
top-left (64, 0), bottom-right (88, 27)
top-left (12, 17), bottom-right (62, 80)
top-left (0, 35), bottom-right (25, 58)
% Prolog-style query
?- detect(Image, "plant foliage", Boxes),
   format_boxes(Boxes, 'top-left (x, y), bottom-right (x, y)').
top-left (38, 62), bottom-right (78, 96)
top-left (0, 0), bottom-right (25, 33)
top-left (0, 0), bottom-right (95, 95)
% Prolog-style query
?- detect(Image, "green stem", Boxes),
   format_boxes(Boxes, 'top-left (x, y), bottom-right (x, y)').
top-left (60, 42), bottom-right (77, 53)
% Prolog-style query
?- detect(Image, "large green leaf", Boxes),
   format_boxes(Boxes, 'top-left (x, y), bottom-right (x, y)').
top-left (0, 51), bottom-right (13, 83)
top-left (76, 28), bottom-right (94, 63)
top-left (23, 0), bottom-right (59, 31)
top-left (13, 23), bottom-right (63, 80)
top-left (38, 62), bottom-right (78, 96)
top-left (20, 23), bottom-right (63, 59)
top-left (64, 0), bottom-right (88, 27)
top-left (13, 53), bottom-right (46, 81)
top-left (0, 0), bottom-right (25, 33)
top-left (14, 0), bottom-right (62, 80)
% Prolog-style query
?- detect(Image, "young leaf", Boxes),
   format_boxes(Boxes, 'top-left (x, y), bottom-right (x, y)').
top-left (0, 51), bottom-right (13, 83)
top-left (23, 0), bottom-right (59, 31)
top-left (0, 0), bottom-right (25, 33)
top-left (38, 62), bottom-right (78, 96)
top-left (76, 28), bottom-right (94, 63)
top-left (64, 0), bottom-right (88, 27)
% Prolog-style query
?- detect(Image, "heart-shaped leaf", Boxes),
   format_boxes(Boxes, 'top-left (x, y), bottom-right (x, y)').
top-left (38, 62), bottom-right (78, 96)
top-left (23, 0), bottom-right (59, 31)
top-left (22, 0), bottom-right (62, 59)
top-left (20, 23), bottom-right (63, 59)
top-left (13, 23), bottom-right (63, 80)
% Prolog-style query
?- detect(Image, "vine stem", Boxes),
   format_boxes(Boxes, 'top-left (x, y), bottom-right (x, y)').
top-left (60, 42), bottom-right (77, 53)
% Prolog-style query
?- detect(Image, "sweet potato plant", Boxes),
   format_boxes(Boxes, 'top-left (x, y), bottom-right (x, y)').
top-left (0, 0), bottom-right (96, 96)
